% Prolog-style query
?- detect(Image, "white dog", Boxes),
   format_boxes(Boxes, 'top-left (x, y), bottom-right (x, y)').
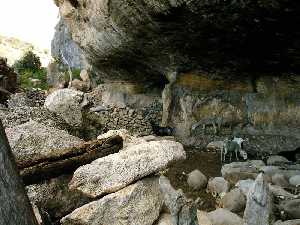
top-left (221, 137), bottom-right (248, 162)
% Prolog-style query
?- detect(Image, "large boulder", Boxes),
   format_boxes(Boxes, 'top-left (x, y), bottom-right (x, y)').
top-left (207, 208), bottom-right (243, 225)
top-left (221, 160), bottom-right (265, 185)
top-left (280, 199), bottom-right (300, 219)
top-left (69, 140), bottom-right (186, 197)
top-left (267, 155), bottom-right (290, 166)
top-left (289, 175), bottom-right (300, 187)
top-left (243, 173), bottom-right (274, 225)
top-left (207, 177), bottom-right (230, 197)
top-left (197, 211), bottom-right (213, 225)
top-left (220, 188), bottom-right (246, 213)
top-left (187, 169), bottom-right (208, 191)
top-left (273, 220), bottom-right (300, 225)
top-left (61, 176), bottom-right (163, 225)
top-left (5, 120), bottom-right (83, 168)
top-left (44, 88), bottom-right (84, 127)
top-left (272, 174), bottom-right (290, 188)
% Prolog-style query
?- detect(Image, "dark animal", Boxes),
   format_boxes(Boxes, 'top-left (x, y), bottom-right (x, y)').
top-left (151, 122), bottom-right (174, 136)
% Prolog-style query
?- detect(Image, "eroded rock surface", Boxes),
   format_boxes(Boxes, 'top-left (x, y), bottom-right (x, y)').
top-left (207, 208), bottom-right (243, 225)
top-left (56, 0), bottom-right (300, 83)
top-left (243, 173), bottom-right (274, 225)
top-left (69, 140), bottom-right (186, 197)
top-left (44, 88), bottom-right (84, 127)
top-left (5, 120), bottom-right (83, 168)
top-left (61, 176), bottom-right (163, 225)
top-left (159, 175), bottom-right (199, 225)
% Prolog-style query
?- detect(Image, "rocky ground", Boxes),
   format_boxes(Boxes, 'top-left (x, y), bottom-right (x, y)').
top-left (1, 88), bottom-right (300, 225)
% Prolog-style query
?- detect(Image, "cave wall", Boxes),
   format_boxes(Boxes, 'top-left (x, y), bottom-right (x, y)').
top-left (55, 0), bottom-right (300, 82)
top-left (165, 72), bottom-right (300, 153)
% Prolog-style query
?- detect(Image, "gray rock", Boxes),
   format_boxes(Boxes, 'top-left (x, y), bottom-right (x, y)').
top-left (260, 166), bottom-right (300, 179)
top-left (69, 140), bottom-right (186, 197)
top-left (207, 177), bottom-right (230, 197)
top-left (280, 199), bottom-right (300, 219)
top-left (44, 88), bottom-right (84, 127)
top-left (243, 173), bottom-right (274, 225)
top-left (235, 179), bottom-right (255, 196)
top-left (221, 160), bottom-right (265, 184)
top-left (269, 185), bottom-right (297, 200)
top-left (5, 120), bottom-right (83, 167)
top-left (159, 176), bottom-right (199, 225)
top-left (267, 155), bottom-right (290, 166)
top-left (272, 174), bottom-right (290, 188)
top-left (259, 166), bottom-right (282, 177)
top-left (289, 175), bottom-right (300, 187)
top-left (273, 219), bottom-right (300, 225)
top-left (237, 179), bottom-right (297, 200)
top-left (61, 176), bottom-right (163, 225)
top-left (197, 211), bottom-right (213, 225)
top-left (220, 188), bottom-right (246, 213)
top-left (207, 208), bottom-right (243, 225)
top-left (71, 79), bottom-right (91, 92)
top-left (26, 175), bottom-right (91, 220)
top-left (187, 169), bottom-right (208, 190)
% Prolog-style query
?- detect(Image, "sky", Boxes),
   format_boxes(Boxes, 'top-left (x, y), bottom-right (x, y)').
top-left (0, 0), bottom-right (59, 50)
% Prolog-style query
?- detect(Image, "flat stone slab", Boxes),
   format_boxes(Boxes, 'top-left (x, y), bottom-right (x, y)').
top-left (69, 140), bottom-right (186, 197)
top-left (61, 176), bottom-right (163, 225)
top-left (5, 120), bottom-right (83, 168)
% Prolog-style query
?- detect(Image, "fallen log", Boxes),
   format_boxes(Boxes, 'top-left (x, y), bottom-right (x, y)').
top-left (20, 135), bottom-right (123, 185)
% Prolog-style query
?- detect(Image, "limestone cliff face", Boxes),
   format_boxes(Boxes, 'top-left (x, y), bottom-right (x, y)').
top-left (51, 18), bottom-right (86, 69)
top-left (55, 0), bottom-right (300, 82)
top-left (165, 72), bottom-right (300, 153)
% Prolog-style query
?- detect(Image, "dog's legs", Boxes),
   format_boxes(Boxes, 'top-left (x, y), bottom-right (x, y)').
top-left (212, 122), bottom-right (217, 134)
top-left (235, 148), bottom-right (239, 161)
top-left (221, 147), bottom-right (223, 162)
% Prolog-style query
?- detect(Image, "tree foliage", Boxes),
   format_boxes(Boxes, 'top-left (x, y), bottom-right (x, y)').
top-left (13, 51), bottom-right (41, 73)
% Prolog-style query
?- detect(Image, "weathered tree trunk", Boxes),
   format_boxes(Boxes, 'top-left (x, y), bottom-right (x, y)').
top-left (0, 121), bottom-right (38, 225)
top-left (20, 135), bottom-right (123, 185)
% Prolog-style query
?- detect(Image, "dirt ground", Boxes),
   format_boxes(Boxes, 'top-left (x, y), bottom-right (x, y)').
top-left (166, 148), bottom-right (222, 211)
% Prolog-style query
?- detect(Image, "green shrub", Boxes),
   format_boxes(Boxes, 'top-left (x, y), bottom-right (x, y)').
top-left (19, 68), bottom-right (48, 90)
top-left (13, 51), bottom-right (41, 73)
top-left (72, 68), bottom-right (81, 80)
top-left (13, 50), bottom-right (49, 90)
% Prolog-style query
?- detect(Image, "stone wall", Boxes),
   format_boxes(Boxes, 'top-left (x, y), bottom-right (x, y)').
top-left (83, 101), bottom-right (162, 140)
